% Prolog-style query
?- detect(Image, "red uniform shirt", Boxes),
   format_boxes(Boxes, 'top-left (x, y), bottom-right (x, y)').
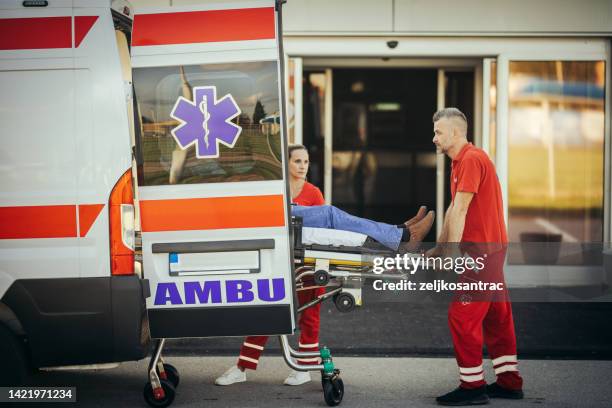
top-left (451, 143), bottom-right (507, 244)
top-left (293, 181), bottom-right (325, 206)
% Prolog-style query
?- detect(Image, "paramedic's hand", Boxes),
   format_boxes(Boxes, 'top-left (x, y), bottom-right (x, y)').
top-left (427, 243), bottom-right (462, 258)
top-left (425, 245), bottom-right (445, 272)
top-left (426, 244), bottom-right (463, 272)
top-left (425, 245), bottom-right (443, 259)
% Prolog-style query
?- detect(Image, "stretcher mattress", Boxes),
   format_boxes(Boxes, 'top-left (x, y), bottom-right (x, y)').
top-left (301, 227), bottom-right (368, 247)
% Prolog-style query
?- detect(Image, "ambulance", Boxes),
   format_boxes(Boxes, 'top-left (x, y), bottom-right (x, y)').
top-left (0, 0), bottom-right (149, 385)
top-left (0, 0), bottom-right (302, 401)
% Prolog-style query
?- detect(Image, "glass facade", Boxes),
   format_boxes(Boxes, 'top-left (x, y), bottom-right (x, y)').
top-left (507, 61), bottom-right (606, 263)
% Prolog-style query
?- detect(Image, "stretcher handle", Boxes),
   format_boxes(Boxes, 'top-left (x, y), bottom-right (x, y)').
top-left (297, 287), bottom-right (342, 313)
top-left (331, 270), bottom-right (408, 279)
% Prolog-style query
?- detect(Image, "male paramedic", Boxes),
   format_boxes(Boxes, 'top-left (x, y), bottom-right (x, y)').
top-left (428, 108), bottom-right (524, 406)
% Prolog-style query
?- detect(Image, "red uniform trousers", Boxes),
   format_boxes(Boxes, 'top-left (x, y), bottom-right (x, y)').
top-left (237, 286), bottom-right (325, 370)
top-left (449, 299), bottom-right (523, 390)
top-left (449, 248), bottom-right (523, 390)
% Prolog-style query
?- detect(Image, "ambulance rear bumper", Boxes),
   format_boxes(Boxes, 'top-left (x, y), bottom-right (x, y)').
top-left (1, 275), bottom-right (151, 368)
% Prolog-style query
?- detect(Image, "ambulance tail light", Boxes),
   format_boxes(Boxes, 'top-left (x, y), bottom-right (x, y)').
top-left (109, 169), bottom-right (135, 275)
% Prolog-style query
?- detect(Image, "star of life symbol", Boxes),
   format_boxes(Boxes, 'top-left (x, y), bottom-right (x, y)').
top-left (170, 86), bottom-right (242, 159)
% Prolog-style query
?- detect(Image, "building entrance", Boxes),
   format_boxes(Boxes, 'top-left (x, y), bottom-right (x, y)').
top-left (303, 65), bottom-right (474, 241)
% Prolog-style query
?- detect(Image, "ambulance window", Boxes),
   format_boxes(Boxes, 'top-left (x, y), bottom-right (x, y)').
top-left (133, 61), bottom-right (283, 185)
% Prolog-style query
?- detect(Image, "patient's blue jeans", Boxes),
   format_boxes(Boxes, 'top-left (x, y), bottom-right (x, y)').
top-left (292, 205), bottom-right (402, 250)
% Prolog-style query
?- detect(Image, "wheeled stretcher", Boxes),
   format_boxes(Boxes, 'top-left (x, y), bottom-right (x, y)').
top-left (291, 216), bottom-right (411, 314)
top-left (143, 218), bottom-right (411, 408)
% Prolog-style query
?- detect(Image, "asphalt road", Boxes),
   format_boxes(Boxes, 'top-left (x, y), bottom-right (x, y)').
top-left (29, 356), bottom-right (612, 407)
top-left (163, 300), bottom-right (612, 358)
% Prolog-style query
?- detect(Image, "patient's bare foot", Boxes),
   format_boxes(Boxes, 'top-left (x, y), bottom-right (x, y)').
top-left (404, 206), bottom-right (427, 227)
top-left (400, 211), bottom-right (435, 252)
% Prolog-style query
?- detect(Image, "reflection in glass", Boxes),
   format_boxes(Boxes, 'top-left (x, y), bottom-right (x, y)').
top-left (286, 58), bottom-right (295, 144)
top-left (133, 61), bottom-right (283, 186)
top-left (302, 71), bottom-right (328, 189)
top-left (489, 60), bottom-right (497, 163)
top-left (507, 61), bottom-right (605, 264)
top-left (331, 68), bottom-right (439, 230)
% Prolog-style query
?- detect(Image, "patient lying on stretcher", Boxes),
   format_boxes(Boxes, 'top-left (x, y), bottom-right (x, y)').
top-left (291, 204), bottom-right (434, 252)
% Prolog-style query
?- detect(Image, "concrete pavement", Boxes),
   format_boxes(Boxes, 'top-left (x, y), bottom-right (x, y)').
top-left (31, 356), bottom-right (612, 407)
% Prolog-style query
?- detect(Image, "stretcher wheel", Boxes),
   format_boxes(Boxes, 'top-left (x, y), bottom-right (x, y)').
top-left (314, 270), bottom-right (330, 285)
top-left (143, 379), bottom-right (176, 408)
top-left (334, 292), bottom-right (355, 313)
top-left (322, 376), bottom-right (344, 406)
top-left (158, 363), bottom-right (180, 388)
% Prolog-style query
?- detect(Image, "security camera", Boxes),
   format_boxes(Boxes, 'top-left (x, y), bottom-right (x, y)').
top-left (387, 40), bottom-right (398, 49)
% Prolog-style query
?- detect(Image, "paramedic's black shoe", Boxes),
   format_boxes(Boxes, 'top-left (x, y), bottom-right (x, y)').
top-left (436, 386), bottom-right (489, 406)
top-left (486, 383), bottom-right (524, 399)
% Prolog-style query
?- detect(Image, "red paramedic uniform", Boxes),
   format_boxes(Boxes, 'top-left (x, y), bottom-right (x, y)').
top-left (238, 181), bottom-right (326, 369)
top-left (449, 143), bottom-right (523, 390)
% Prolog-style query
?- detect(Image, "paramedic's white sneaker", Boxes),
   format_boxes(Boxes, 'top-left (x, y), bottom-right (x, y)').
top-left (215, 365), bottom-right (246, 386)
top-left (284, 370), bottom-right (311, 386)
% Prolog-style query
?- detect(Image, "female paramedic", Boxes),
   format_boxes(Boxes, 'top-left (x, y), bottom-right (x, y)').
top-left (215, 144), bottom-right (328, 386)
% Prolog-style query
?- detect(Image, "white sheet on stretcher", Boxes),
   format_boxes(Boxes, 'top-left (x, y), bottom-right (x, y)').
top-left (302, 227), bottom-right (368, 247)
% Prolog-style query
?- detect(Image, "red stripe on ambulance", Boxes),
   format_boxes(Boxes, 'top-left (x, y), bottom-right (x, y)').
top-left (78, 204), bottom-right (105, 238)
top-left (0, 16), bottom-right (98, 50)
top-left (0, 205), bottom-right (77, 239)
top-left (75, 16), bottom-right (99, 48)
top-left (0, 204), bottom-right (105, 239)
top-left (132, 7), bottom-right (275, 46)
top-left (139, 195), bottom-right (285, 232)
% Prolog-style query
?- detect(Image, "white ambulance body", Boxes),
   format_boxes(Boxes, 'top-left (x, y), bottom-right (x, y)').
top-left (0, 0), bottom-right (150, 384)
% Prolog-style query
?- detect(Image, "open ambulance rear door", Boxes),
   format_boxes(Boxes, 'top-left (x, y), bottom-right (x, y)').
top-left (131, 0), bottom-right (295, 339)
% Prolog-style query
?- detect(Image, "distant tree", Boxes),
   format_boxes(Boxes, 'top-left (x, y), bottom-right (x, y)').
top-left (252, 100), bottom-right (267, 124)
top-left (235, 113), bottom-right (251, 125)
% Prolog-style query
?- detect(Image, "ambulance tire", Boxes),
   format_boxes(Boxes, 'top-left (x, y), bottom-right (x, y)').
top-left (0, 324), bottom-right (29, 386)
top-left (143, 379), bottom-right (176, 408)
top-left (158, 363), bottom-right (180, 388)
top-left (322, 376), bottom-right (344, 406)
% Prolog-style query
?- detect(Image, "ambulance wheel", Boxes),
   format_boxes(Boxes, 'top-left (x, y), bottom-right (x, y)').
top-left (143, 379), bottom-right (176, 408)
top-left (322, 376), bottom-right (344, 406)
top-left (314, 270), bottom-right (330, 286)
top-left (158, 363), bottom-right (180, 388)
top-left (0, 324), bottom-right (29, 386)
top-left (333, 293), bottom-right (355, 313)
